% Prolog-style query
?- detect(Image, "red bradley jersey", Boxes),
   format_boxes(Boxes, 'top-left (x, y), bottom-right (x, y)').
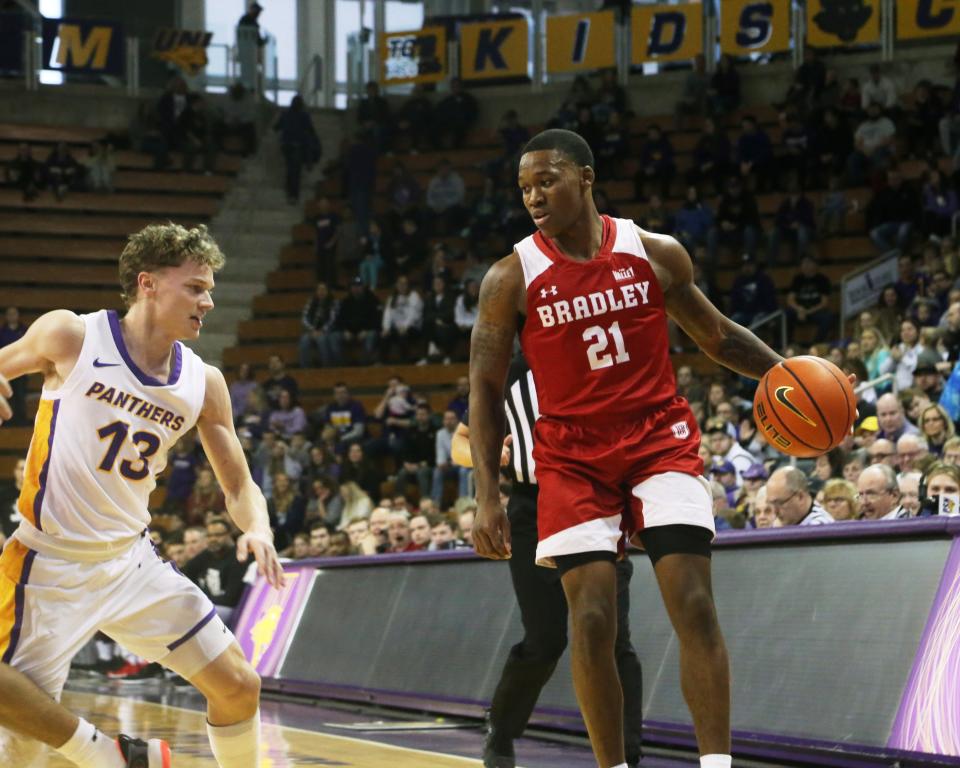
top-left (518, 216), bottom-right (681, 424)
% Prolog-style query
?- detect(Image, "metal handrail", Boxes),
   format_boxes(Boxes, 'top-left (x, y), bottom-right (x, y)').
top-left (749, 309), bottom-right (787, 351)
top-left (855, 373), bottom-right (893, 396)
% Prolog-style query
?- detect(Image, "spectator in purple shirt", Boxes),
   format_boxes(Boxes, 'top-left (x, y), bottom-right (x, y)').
top-left (164, 438), bottom-right (198, 514)
top-left (318, 382), bottom-right (366, 452)
top-left (228, 362), bottom-right (258, 424)
top-left (0, 307), bottom-right (27, 424)
top-left (921, 169), bottom-right (958, 238)
top-left (269, 390), bottom-right (308, 438)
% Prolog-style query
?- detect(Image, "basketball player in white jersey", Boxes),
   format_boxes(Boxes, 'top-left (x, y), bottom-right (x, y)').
top-left (0, 223), bottom-right (283, 768)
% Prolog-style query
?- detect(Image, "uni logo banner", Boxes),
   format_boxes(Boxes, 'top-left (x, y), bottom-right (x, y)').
top-left (460, 17), bottom-right (528, 81)
top-left (632, 3), bottom-right (703, 64)
top-left (896, 0), bottom-right (960, 40)
top-left (41, 17), bottom-right (124, 75)
top-left (152, 28), bottom-right (213, 76)
top-left (546, 10), bottom-right (615, 74)
top-left (805, 0), bottom-right (880, 47)
top-left (380, 26), bottom-right (447, 84)
top-left (720, 0), bottom-right (791, 55)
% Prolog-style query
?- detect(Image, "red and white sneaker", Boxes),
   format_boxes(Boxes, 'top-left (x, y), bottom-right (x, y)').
top-left (116, 734), bottom-right (172, 768)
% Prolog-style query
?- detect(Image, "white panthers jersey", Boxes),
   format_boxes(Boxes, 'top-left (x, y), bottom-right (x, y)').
top-left (17, 310), bottom-right (206, 545)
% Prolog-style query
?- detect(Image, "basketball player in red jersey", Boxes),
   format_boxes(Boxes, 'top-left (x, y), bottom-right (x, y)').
top-left (469, 129), bottom-right (783, 768)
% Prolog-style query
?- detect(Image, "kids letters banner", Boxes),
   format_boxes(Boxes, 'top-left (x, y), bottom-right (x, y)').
top-left (546, 10), bottom-right (615, 73)
top-left (460, 17), bottom-right (528, 80)
top-left (896, 0), bottom-right (960, 40)
top-left (720, 0), bottom-right (792, 55)
top-left (631, 3), bottom-right (703, 64)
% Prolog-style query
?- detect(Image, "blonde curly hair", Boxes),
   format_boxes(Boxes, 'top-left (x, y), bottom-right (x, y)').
top-left (118, 222), bottom-right (225, 307)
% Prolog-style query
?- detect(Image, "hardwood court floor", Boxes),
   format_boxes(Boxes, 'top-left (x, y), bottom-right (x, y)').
top-left (38, 679), bottom-right (699, 767)
top-left (45, 690), bottom-right (478, 767)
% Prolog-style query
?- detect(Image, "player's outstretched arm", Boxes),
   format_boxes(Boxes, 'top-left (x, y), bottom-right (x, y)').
top-left (469, 254), bottom-right (523, 559)
top-left (197, 364), bottom-right (285, 589)
top-left (0, 309), bottom-right (84, 387)
top-left (642, 230), bottom-right (784, 379)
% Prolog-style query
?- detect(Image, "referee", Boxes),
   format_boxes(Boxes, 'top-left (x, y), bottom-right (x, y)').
top-left (452, 351), bottom-right (643, 768)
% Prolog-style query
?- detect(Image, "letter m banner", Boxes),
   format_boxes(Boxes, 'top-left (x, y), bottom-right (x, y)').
top-left (42, 17), bottom-right (124, 75)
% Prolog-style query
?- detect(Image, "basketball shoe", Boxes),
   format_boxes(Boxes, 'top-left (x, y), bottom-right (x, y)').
top-left (116, 734), bottom-right (172, 768)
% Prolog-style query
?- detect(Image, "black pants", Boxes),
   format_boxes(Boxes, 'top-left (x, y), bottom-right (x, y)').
top-left (487, 484), bottom-right (643, 761)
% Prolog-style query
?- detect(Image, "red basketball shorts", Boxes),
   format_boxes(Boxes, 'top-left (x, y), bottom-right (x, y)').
top-left (532, 397), bottom-right (714, 567)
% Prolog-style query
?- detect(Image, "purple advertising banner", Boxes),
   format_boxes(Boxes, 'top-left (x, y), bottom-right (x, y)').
top-left (889, 536), bottom-right (960, 756)
top-left (234, 566), bottom-right (316, 678)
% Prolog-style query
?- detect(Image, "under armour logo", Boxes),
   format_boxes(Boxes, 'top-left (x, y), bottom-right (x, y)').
top-left (540, 286), bottom-right (558, 298)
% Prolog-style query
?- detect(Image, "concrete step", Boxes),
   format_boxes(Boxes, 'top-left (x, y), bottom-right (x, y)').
top-left (211, 282), bottom-right (264, 304)
top-left (205, 306), bottom-right (250, 327)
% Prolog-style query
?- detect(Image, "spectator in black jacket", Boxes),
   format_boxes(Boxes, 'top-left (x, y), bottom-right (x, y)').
top-left (867, 168), bottom-right (919, 253)
top-left (786, 256), bottom-right (835, 343)
top-left (333, 277), bottom-right (380, 364)
top-left (312, 196), bottom-right (341, 286)
top-left (156, 75), bottom-right (188, 167)
top-left (340, 442), bottom-right (382, 500)
top-left (44, 142), bottom-right (80, 200)
top-left (729, 255), bottom-right (778, 327)
top-left (275, 95), bottom-right (321, 203)
top-left (635, 124), bottom-right (676, 198)
top-left (709, 54), bottom-right (740, 116)
top-left (686, 117), bottom-right (730, 194)
top-left (394, 404), bottom-right (436, 501)
top-left (434, 78), bottom-right (478, 149)
top-left (394, 84), bottom-right (433, 152)
top-left (420, 275), bottom-right (457, 364)
top-left (357, 80), bottom-right (392, 151)
top-left (769, 183), bottom-right (816, 264)
top-left (177, 94), bottom-right (218, 173)
top-left (182, 518), bottom-right (249, 623)
top-left (298, 282), bottom-right (339, 368)
top-left (736, 115), bottom-right (775, 192)
top-left (5, 143), bottom-right (42, 200)
top-left (716, 176), bottom-right (761, 256)
top-left (810, 108), bottom-right (853, 189)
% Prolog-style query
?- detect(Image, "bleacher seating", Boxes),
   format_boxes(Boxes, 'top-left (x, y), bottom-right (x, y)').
top-left (0, 120), bottom-right (242, 473)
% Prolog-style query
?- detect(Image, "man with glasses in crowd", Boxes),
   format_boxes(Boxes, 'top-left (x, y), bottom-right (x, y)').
top-left (895, 434), bottom-right (930, 472)
top-left (856, 465), bottom-right (908, 520)
top-left (867, 438), bottom-right (898, 468)
top-left (764, 467), bottom-right (834, 526)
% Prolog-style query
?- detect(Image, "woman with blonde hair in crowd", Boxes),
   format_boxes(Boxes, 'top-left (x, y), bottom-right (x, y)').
top-left (821, 478), bottom-right (859, 521)
top-left (337, 480), bottom-right (374, 530)
top-left (941, 436), bottom-right (960, 466)
top-left (920, 403), bottom-right (955, 456)
top-left (860, 327), bottom-right (891, 384)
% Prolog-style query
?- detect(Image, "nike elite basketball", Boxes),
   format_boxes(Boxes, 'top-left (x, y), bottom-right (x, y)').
top-left (753, 356), bottom-right (856, 458)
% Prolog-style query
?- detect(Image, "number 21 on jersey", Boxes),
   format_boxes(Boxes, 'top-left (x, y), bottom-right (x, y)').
top-left (582, 321), bottom-right (630, 370)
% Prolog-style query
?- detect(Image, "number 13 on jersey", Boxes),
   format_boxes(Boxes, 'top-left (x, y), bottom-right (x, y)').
top-left (583, 321), bottom-right (630, 370)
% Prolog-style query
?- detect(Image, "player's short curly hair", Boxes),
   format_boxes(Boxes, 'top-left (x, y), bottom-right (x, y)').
top-left (521, 129), bottom-right (594, 169)
top-left (118, 222), bottom-right (225, 308)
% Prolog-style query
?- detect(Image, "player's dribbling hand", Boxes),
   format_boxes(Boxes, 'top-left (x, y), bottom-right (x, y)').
top-left (500, 434), bottom-right (513, 467)
top-left (237, 529), bottom-right (285, 589)
top-left (473, 502), bottom-right (511, 560)
top-left (0, 374), bottom-right (11, 424)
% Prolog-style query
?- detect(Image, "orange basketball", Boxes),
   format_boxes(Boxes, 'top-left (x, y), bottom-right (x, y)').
top-left (753, 356), bottom-right (856, 458)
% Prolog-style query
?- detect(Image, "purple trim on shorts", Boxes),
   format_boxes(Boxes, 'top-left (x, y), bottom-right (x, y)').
top-left (167, 606), bottom-right (216, 651)
top-left (107, 310), bottom-right (183, 387)
top-left (33, 399), bottom-right (60, 531)
top-left (2, 550), bottom-right (36, 664)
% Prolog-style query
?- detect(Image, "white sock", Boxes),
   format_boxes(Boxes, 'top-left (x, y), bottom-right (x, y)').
top-left (701, 754), bottom-right (732, 768)
top-left (608, 764), bottom-right (628, 768)
top-left (56, 718), bottom-right (124, 768)
top-left (95, 640), bottom-right (115, 662)
top-left (207, 709), bottom-right (260, 768)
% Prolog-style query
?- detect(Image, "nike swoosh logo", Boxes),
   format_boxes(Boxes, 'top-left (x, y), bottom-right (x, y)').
top-left (93, 358), bottom-right (121, 368)
top-left (774, 386), bottom-right (817, 427)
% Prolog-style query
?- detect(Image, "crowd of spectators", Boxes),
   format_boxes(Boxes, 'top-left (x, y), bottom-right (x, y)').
top-left (3, 140), bottom-right (115, 201)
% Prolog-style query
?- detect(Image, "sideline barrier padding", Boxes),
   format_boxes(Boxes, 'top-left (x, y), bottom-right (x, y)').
top-left (233, 519), bottom-right (960, 765)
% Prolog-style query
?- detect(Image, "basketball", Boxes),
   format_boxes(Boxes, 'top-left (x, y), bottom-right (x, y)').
top-left (753, 356), bottom-right (856, 458)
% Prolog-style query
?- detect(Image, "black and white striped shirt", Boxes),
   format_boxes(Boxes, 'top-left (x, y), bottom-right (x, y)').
top-left (503, 353), bottom-right (540, 486)
top-left (464, 352), bottom-right (540, 486)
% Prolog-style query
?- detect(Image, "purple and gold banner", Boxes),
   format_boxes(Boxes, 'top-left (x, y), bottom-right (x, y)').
top-left (234, 566), bottom-right (317, 677)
